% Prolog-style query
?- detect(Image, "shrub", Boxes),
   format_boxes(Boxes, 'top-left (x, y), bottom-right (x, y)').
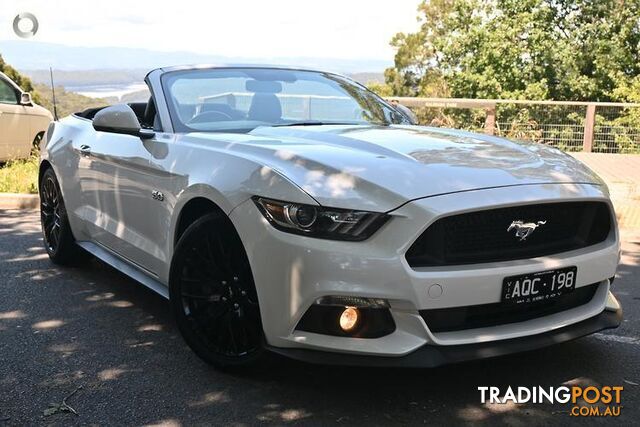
top-left (0, 157), bottom-right (39, 194)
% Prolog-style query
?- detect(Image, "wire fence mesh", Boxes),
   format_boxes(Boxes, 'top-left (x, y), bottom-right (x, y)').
top-left (593, 106), bottom-right (640, 153)
top-left (392, 98), bottom-right (640, 154)
top-left (495, 103), bottom-right (587, 152)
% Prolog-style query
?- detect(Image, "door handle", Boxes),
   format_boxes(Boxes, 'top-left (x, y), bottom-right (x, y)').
top-left (80, 145), bottom-right (91, 157)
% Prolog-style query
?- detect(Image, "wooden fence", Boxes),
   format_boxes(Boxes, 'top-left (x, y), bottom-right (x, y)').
top-left (386, 97), bottom-right (640, 153)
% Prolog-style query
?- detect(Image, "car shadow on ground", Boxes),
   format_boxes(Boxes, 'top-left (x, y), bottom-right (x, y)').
top-left (0, 210), bottom-right (638, 426)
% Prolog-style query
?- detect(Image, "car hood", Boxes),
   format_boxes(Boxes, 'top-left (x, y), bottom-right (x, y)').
top-left (195, 125), bottom-right (604, 212)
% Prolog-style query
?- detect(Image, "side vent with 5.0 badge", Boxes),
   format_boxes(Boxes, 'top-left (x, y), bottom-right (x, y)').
top-left (152, 190), bottom-right (165, 202)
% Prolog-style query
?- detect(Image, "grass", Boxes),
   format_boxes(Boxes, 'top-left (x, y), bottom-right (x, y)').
top-left (0, 156), bottom-right (39, 194)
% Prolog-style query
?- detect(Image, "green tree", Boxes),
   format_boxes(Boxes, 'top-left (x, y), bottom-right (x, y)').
top-left (0, 55), bottom-right (42, 103)
top-left (385, 0), bottom-right (640, 102)
top-left (33, 83), bottom-right (108, 118)
top-left (0, 54), bottom-right (108, 117)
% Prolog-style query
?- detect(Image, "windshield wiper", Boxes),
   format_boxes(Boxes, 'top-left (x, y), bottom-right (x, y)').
top-left (270, 121), bottom-right (363, 127)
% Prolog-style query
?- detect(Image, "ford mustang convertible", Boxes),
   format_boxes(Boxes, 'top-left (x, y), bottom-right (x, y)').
top-left (40, 65), bottom-right (622, 369)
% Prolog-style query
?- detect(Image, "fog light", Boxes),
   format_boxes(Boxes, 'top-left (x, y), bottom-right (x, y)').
top-left (296, 297), bottom-right (395, 338)
top-left (339, 306), bottom-right (359, 332)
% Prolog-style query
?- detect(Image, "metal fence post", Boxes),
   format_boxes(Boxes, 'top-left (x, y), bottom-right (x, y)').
top-left (583, 104), bottom-right (596, 152)
top-left (484, 104), bottom-right (496, 135)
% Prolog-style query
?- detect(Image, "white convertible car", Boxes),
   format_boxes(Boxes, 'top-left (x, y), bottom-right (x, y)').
top-left (40, 65), bottom-right (622, 369)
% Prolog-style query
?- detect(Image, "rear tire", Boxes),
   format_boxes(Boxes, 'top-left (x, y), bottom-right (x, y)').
top-left (39, 167), bottom-right (89, 265)
top-left (169, 213), bottom-right (267, 370)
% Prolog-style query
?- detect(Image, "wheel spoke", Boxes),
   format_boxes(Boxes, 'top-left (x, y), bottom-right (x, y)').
top-left (213, 314), bottom-right (231, 352)
top-left (215, 234), bottom-right (236, 275)
top-left (226, 317), bottom-right (239, 355)
top-left (44, 218), bottom-right (55, 232)
top-left (49, 225), bottom-right (59, 248)
top-left (181, 276), bottom-right (205, 284)
top-left (181, 263), bottom-right (211, 282)
top-left (206, 232), bottom-right (237, 277)
top-left (212, 304), bottom-right (231, 322)
top-left (187, 248), bottom-right (220, 278)
top-left (234, 311), bottom-right (252, 353)
top-left (181, 292), bottom-right (221, 301)
top-left (45, 180), bottom-right (53, 201)
top-left (40, 175), bottom-right (64, 252)
top-left (185, 301), bottom-right (213, 319)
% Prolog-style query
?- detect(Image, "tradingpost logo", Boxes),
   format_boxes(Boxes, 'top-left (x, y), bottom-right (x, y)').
top-left (478, 386), bottom-right (623, 417)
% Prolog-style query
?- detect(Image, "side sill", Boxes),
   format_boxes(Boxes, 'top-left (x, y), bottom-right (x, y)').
top-left (77, 241), bottom-right (169, 299)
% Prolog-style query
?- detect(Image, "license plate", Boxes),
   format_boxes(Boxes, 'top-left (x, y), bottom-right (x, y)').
top-left (501, 267), bottom-right (577, 305)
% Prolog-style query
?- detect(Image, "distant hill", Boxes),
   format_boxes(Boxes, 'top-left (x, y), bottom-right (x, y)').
top-left (349, 72), bottom-right (385, 85)
top-left (24, 69), bottom-right (149, 87)
top-left (0, 40), bottom-right (390, 74)
top-left (2, 41), bottom-right (385, 115)
top-left (23, 68), bottom-right (384, 89)
top-left (34, 84), bottom-right (109, 118)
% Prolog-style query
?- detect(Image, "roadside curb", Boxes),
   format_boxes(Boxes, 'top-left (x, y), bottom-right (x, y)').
top-left (0, 193), bottom-right (39, 210)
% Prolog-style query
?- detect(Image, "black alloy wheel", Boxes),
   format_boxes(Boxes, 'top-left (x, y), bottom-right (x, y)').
top-left (170, 213), bottom-right (266, 369)
top-left (41, 173), bottom-right (63, 253)
top-left (39, 167), bottom-right (87, 265)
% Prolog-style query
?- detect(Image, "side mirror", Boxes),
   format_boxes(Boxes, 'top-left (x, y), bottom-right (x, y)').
top-left (20, 92), bottom-right (33, 106)
top-left (93, 104), bottom-right (155, 139)
top-left (394, 103), bottom-right (418, 125)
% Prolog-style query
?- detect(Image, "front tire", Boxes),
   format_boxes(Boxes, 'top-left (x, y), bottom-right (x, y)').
top-left (169, 213), bottom-right (266, 369)
top-left (39, 168), bottom-right (88, 265)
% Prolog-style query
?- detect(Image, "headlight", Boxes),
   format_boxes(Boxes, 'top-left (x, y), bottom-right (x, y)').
top-left (252, 197), bottom-right (390, 241)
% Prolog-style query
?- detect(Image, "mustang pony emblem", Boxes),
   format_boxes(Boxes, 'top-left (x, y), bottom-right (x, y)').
top-left (507, 220), bottom-right (547, 241)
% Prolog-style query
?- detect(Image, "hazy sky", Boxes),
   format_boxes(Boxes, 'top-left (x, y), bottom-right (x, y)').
top-left (1, 0), bottom-right (420, 60)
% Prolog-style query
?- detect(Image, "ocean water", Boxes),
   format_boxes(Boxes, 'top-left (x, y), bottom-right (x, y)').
top-left (66, 83), bottom-right (149, 100)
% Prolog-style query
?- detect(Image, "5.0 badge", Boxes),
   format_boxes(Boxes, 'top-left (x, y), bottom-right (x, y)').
top-left (151, 190), bottom-right (165, 202)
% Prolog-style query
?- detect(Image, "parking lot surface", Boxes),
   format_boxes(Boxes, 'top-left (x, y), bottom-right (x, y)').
top-left (0, 210), bottom-right (638, 426)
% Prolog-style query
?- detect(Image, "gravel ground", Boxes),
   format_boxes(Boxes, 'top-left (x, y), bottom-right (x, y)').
top-left (0, 210), bottom-right (638, 426)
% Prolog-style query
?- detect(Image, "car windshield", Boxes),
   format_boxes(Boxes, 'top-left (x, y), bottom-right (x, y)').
top-left (161, 68), bottom-right (408, 133)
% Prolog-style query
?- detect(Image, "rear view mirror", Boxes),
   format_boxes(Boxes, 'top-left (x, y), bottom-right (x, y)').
top-left (20, 92), bottom-right (33, 106)
top-left (93, 104), bottom-right (154, 139)
top-left (246, 80), bottom-right (282, 93)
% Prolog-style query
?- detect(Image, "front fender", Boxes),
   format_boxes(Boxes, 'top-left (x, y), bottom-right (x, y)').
top-left (164, 166), bottom-right (318, 280)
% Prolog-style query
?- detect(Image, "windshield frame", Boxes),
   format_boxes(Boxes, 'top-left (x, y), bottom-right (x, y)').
top-left (160, 66), bottom-right (407, 134)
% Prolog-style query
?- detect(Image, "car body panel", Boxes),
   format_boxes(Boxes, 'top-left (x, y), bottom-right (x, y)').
top-left (44, 115), bottom-right (318, 283)
top-left (206, 124), bottom-right (603, 211)
top-left (146, 131), bottom-right (318, 280)
top-left (78, 131), bottom-right (159, 274)
top-left (229, 182), bottom-right (619, 353)
top-left (0, 71), bottom-right (52, 161)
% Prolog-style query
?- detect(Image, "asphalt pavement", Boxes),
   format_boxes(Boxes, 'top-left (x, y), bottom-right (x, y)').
top-left (0, 210), bottom-right (638, 426)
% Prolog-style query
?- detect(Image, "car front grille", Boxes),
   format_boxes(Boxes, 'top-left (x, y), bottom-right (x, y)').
top-left (406, 201), bottom-right (612, 267)
top-left (420, 283), bottom-right (600, 333)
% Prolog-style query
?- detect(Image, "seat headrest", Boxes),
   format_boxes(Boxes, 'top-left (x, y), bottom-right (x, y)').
top-left (143, 97), bottom-right (157, 129)
top-left (247, 93), bottom-right (282, 122)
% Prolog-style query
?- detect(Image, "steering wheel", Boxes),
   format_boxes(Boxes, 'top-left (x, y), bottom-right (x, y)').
top-left (188, 110), bottom-right (233, 124)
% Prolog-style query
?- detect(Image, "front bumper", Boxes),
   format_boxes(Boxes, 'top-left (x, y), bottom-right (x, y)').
top-left (229, 183), bottom-right (621, 362)
top-left (267, 305), bottom-right (622, 367)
